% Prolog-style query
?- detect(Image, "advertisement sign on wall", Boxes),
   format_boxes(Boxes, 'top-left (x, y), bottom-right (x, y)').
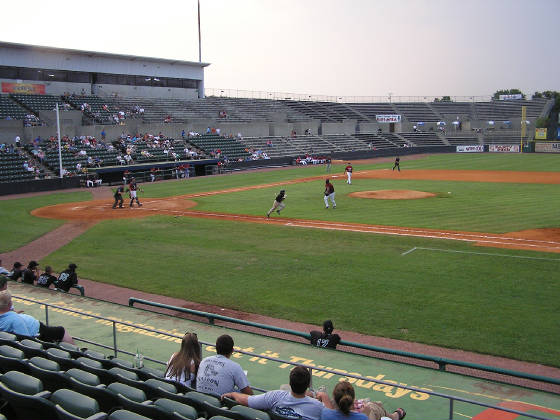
top-left (1, 82), bottom-right (46, 94)
top-left (375, 115), bottom-right (401, 123)
top-left (535, 142), bottom-right (560, 153)
top-left (489, 145), bottom-right (520, 153)
top-left (535, 128), bottom-right (547, 140)
top-left (456, 145), bottom-right (484, 153)
top-left (498, 94), bottom-right (523, 100)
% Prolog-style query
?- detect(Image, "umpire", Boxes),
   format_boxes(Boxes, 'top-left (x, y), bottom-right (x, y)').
top-left (112, 185), bottom-right (124, 208)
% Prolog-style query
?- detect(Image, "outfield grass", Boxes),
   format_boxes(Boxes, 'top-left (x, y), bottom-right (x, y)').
top-left (42, 216), bottom-right (560, 367)
top-left (0, 191), bottom-right (92, 253)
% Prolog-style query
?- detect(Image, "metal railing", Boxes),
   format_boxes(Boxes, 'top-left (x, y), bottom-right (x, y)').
top-left (12, 294), bottom-right (557, 420)
top-left (129, 298), bottom-right (560, 387)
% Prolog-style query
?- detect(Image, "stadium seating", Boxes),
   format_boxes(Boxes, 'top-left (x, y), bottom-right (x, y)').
top-left (0, 95), bottom-right (29, 120)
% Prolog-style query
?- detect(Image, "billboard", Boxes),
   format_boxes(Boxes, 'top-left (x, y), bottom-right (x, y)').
top-left (535, 142), bottom-right (560, 153)
top-left (489, 145), bottom-right (520, 153)
top-left (456, 145), bottom-right (484, 153)
top-left (1, 82), bottom-right (45, 94)
top-left (535, 128), bottom-right (547, 140)
top-left (498, 94), bottom-right (523, 100)
top-left (376, 115), bottom-right (401, 123)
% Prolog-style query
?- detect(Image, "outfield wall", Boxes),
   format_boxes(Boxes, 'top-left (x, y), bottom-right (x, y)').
top-left (535, 142), bottom-right (560, 153)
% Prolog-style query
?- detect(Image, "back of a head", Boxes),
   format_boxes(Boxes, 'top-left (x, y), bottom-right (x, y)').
top-left (333, 381), bottom-right (355, 415)
top-left (0, 289), bottom-right (12, 311)
top-left (323, 320), bottom-right (334, 334)
top-left (289, 366), bottom-right (310, 395)
top-left (181, 332), bottom-right (202, 360)
top-left (215, 334), bottom-right (234, 356)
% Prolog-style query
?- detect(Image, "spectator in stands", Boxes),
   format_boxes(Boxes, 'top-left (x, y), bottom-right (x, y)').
top-left (54, 263), bottom-right (78, 292)
top-left (22, 261), bottom-right (39, 285)
top-left (196, 334), bottom-right (252, 396)
top-left (0, 260), bottom-right (9, 276)
top-left (320, 381), bottom-right (368, 420)
top-left (165, 332), bottom-right (201, 388)
top-left (0, 275), bottom-right (7, 291)
top-left (223, 365), bottom-right (325, 420)
top-left (8, 262), bottom-right (24, 282)
top-left (37, 266), bottom-right (57, 289)
top-left (310, 320), bottom-right (341, 349)
top-left (0, 289), bottom-right (74, 343)
top-left (14, 135), bottom-right (21, 148)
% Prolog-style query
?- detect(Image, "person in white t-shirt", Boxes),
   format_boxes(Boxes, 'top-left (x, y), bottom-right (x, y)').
top-left (223, 365), bottom-right (327, 420)
top-left (196, 334), bottom-right (252, 397)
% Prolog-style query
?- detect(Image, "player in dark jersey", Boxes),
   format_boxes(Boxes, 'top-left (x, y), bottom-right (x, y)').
top-left (266, 190), bottom-right (287, 218)
top-left (128, 177), bottom-right (142, 207)
top-left (324, 179), bottom-right (336, 209)
top-left (37, 266), bottom-right (57, 288)
top-left (310, 320), bottom-right (341, 349)
top-left (55, 263), bottom-right (78, 292)
top-left (112, 185), bottom-right (124, 209)
top-left (393, 156), bottom-right (400, 172)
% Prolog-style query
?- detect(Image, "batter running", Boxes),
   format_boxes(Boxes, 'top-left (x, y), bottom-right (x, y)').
top-left (267, 189), bottom-right (286, 218)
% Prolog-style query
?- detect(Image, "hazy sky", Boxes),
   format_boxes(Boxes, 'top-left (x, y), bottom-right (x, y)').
top-left (1, 0), bottom-right (558, 98)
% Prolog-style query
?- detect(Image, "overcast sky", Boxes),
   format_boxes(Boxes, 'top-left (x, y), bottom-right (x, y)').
top-left (1, 0), bottom-right (558, 98)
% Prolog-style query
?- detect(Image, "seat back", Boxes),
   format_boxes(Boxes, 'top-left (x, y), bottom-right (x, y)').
top-left (202, 401), bottom-right (236, 419)
top-left (231, 404), bottom-right (271, 420)
top-left (107, 409), bottom-right (151, 420)
top-left (66, 377), bottom-right (118, 413)
top-left (65, 368), bottom-right (101, 386)
top-left (0, 372), bottom-right (58, 420)
top-left (107, 382), bottom-right (146, 403)
top-left (154, 398), bottom-right (198, 420)
top-left (0, 345), bottom-right (28, 373)
top-left (28, 360), bottom-right (67, 392)
top-left (51, 388), bottom-right (101, 418)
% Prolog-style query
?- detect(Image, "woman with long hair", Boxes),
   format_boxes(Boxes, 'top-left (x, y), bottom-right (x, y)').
top-left (165, 332), bottom-right (201, 388)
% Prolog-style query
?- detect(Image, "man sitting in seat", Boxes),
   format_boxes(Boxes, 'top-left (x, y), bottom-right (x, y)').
top-left (222, 365), bottom-right (326, 420)
top-left (196, 334), bottom-right (252, 397)
top-left (0, 290), bottom-right (74, 343)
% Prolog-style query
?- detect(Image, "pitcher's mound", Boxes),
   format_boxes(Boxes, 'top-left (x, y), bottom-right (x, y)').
top-left (349, 190), bottom-right (436, 200)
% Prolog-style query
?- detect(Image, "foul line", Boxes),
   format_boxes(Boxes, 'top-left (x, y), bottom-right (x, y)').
top-left (401, 247), bottom-right (560, 261)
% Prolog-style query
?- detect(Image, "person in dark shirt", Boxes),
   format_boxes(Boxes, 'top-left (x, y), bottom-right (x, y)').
top-left (392, 156), bottom-right (400, 172)
top-left (55, 263), bottom-right (78, 292)
top-left (310, 320), bottom-right (341, 349)
top-left (8, 262), bottom-right (23, 282)
top-left (112, 185), bottom-right (124, 209)
top-left (22, 261), bottom-right (39, 285)
top-left (37, 266), bottom-right (57, 288)
top-left (266, 189), bottom-right (287, 218)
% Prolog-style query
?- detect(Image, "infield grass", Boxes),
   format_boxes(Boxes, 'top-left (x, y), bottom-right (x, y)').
top-left (0, 191), bottom-right (91, 253)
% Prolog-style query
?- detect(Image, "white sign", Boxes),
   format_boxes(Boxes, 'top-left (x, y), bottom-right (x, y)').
top-left (376, 114), bottom-right (401, 123)
top-left (498, 94), bottom-right (523, 100)
top-left (489, 144), bottom-right (520, 153)
top-left (456, 145), bottom-right (484, 153)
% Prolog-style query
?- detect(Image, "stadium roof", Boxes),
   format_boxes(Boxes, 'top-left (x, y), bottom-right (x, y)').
top-left (0, 41), bottom-right (210, 68)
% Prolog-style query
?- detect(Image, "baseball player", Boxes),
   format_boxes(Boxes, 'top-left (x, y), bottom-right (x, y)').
top-left (344, 162), bottom-right (353, 184)
top-left (393, 156), bottom-right (401, 172)
top-left (128, 177), bottom-right (142, 207)
top-left (324, 179), bottom-right (336, 209)
top-left (267, 189), bottom-right (286, 218)
top-left (112, 185), bottom-right (124, 208)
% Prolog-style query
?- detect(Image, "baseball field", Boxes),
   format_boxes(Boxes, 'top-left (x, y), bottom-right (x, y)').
top-left (1, 153), bottom-right (559, 368)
